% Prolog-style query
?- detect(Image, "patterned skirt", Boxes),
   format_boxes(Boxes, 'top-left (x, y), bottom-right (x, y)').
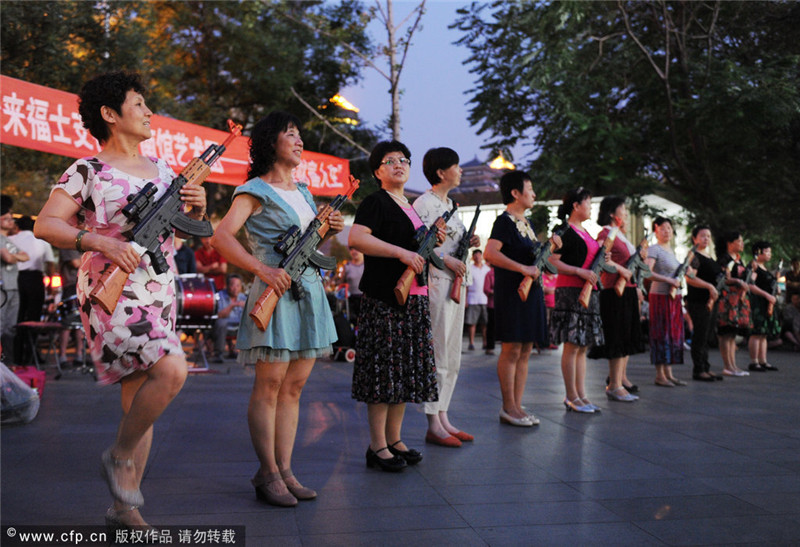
top-left (549, 287), bottom-right (604, 347)
top-left (716, 287), bottom-right (751, 336)
top-left (750, 294), bottom-right (780, 337)
top-left (351, 294), bottom-right (439, 404)
top-left (649, 293), bottom-right (684, 365)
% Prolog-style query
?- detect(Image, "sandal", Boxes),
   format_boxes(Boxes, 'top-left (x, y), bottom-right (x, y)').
top-left (105, 505), bottom-right (153, 531)
top-left (100, 448), bottom-right (143, 507)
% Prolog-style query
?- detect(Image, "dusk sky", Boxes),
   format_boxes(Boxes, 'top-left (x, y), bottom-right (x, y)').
top-left (341, 1), bottom-right (528, 193)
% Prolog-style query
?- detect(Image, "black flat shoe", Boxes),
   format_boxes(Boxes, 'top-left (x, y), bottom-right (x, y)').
top-left (748, 363), bottom-right (766, 372)
top-left (693, 373), bottom-right (716, 382)
top-left (608, 377), bottom-right (638, 393)
top-left (366, 447), bottom-right (407, 472)
top-left (760, 362), bottom-right (779, 371)
top-left (388, 440), bottom-right (423, 465)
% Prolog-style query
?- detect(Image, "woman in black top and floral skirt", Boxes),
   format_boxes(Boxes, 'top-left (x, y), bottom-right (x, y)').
top-left (747, 240), bottom-right (780, 372)
top-left (548, 188), bottom-right (606, 414)
top-left (349, 140), bottom-right (441, 472)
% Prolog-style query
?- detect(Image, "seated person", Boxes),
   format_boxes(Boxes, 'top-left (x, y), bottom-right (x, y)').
top-left (783, 293), bottom-right (800, 351)
top-left (212, 274), bottom-right (247, 361)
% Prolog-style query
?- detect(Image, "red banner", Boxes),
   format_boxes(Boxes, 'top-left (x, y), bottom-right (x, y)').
top-left (0, 75), bottom-right (349, 195)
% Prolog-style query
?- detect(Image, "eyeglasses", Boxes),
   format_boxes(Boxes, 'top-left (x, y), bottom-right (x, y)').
top-left (381, 158), bottom-right (411, 167)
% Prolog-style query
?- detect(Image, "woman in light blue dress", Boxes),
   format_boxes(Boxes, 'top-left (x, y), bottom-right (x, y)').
top-left (211, 112), bottom-right (342, 507)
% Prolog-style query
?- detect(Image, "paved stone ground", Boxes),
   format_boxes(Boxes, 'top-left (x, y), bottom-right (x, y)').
top-left (2, 340), bottom-right (800, 546)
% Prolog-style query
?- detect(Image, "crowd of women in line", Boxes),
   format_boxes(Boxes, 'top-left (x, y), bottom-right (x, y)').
top-left (30, 71), bottom-right (789, 528)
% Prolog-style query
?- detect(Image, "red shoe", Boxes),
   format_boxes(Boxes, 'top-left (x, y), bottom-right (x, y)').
top-left (425, 431), bottom-right (462, 447)
top-left (451, 430), bottom-right (474, 442)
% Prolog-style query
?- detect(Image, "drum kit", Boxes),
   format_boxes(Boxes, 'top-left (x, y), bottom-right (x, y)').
top-left (49, 274), bottom-right (222, 377)
top-left (175, 274), bottom-right (220, 371)
top-left (53, 294), bottom-right (95, 380)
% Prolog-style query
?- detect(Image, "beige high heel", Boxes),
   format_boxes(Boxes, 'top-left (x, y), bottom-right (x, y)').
top-left (252, 472), bottom-right (298, 507)
top-left (279, 468), bottom-right (317, 500)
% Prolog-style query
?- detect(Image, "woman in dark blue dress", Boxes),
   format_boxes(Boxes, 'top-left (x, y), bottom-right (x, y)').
top-left (484, 171), bottom-right (551, 427)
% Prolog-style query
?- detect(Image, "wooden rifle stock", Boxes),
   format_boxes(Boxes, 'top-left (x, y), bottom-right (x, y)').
top-left (394, 268), bottom-right (416, 305)
top-left (517, 227), bottom-right (566, 302)
top-left (90, 262), bottom-right (130, 315)
top-left (518, 276), bottom-right (534, 302)
top-left (578, 229), bottom-right (618, 309)
top-left (250, 286), bottom-right (281, 332)
top-left (578, 280), bottom-right (594, 309)
top-left (450, 274), bottom-right (464, 303)
top-left (89, 120), bottom-right (241, 313)
top-left (613, 273), bottom-right (627, 297)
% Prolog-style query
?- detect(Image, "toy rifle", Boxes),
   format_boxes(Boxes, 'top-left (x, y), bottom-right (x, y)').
top-left (767, 259), bottom-right (782, 316)
top-left (708, 260), bottom-right (734, 311)
top-left (449, 203), bottom-right (481, 303)
top-left (89, 120), bottom-right (242, 314)
top-left (578, 227), bottom-right (618, 309)
top-left (394, 203), bottom-right (457, 306)
top-left (614, 232), bottom-right (653, 297)
top-left (668, 245), bottom-right (697, 299)
top-left (518, 223), bottom-right (568, 302)
top-left (249, 175), bottom-right (360, 331)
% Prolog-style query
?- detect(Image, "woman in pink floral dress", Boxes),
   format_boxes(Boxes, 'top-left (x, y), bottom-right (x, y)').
top-left (35, 72), bottom-right (206, 529)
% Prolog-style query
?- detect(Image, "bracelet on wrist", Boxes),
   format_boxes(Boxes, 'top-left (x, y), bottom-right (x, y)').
top-left (75, 230), bottom-right (89, 252)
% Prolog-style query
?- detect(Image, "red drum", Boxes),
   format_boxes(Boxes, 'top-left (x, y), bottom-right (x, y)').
top-left (175, 275), bottom-right (218, 328)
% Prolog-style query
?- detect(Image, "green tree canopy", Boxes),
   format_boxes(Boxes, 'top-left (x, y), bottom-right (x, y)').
top-left (454, 0), bottom-right (800, 256)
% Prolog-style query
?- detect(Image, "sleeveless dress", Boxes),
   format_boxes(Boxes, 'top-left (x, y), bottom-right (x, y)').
top-left (233, 178), bottom-right (337, 364)
top-left (53, 157), bottom-right (183, 385)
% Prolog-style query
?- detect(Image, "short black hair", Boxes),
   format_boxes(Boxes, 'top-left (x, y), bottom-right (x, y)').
top-left (751, 240), bottom-right (771, 256)
top-left (499, 170), bottom-right (531, 205)
top-left (0, 194), bottom-right (12, 216)
top-left (422, 147), bottom-right (459, 186)
top-left (652, 216), bottom-right (673, 231)
top-left (247, 111), bottom-right (302, 180)
top-left (597, 196), bottom-right (626, 226)
top-left (78, 71), bottom-right (146, 143)
top-left (16, 215), bottom-right (34, 231)
top-left (369, 140), bottom-right (411, 185)
top-left (691, 225), bottom-right (711, 239)
top-left (557, 187), bottom-right (593, 220)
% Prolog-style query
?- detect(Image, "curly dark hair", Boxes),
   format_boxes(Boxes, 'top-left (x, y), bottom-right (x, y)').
top-left (557, 187), bottom-right (593, 220)
top-left (368, 140), bottom-right (411, 185)
top-left (247, 111), bottom-right (302, 180)
top-left (78, 71), bottom-right (146, 143)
